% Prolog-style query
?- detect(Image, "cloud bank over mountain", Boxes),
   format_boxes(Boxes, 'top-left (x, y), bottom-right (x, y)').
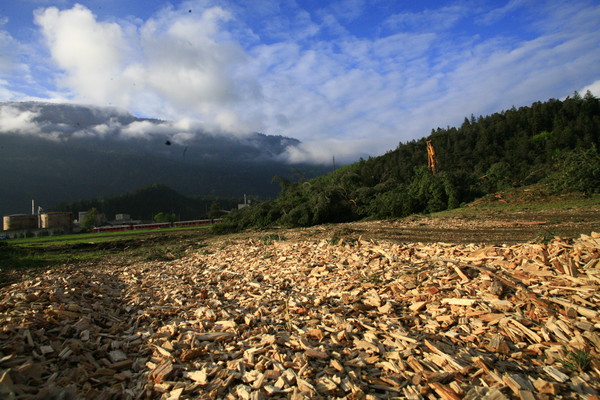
top-left (0, 101), bottom-right (304, 162)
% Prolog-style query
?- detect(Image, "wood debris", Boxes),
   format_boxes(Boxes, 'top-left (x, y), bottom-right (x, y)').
top-left (0, 231), bottom-right (599, 399)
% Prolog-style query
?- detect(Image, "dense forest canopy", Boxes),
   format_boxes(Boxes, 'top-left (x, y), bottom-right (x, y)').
top-left (215, 92), bottom-right (600, 232)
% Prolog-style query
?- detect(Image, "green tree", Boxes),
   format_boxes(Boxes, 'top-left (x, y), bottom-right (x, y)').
top-left (153, 212), bottom-right (167, 223)
top-left (153, 212), bottom-right (178, 223)
top-left (82, 208), bottom-right (98, 232)
top-left (208, 202), bottom-right (222, 219)
top-left (408, 167), bottom-right (448, 213)
top-left (478, 162), bottom-right (513, 194)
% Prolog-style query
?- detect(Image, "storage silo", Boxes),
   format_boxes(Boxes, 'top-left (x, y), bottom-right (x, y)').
top-left (3, 214), bottom-right (38, 231)
top-left (41, 212), bottom-right (73, 233)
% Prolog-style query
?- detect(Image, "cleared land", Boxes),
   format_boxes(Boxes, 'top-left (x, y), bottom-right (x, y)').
top-left (268, 190), bottom-right (599, 245)
top-left (0, 191), bottom-right (598, 399)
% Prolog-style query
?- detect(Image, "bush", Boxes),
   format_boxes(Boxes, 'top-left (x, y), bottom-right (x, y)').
top-left (261, 233), bottom-right (286, 244)
top-left (281, 203), bottom-right (313, 227)
top-left (478, 162), bottom-right (513, 194)
top-left (210, 220), bottom-right (240, 234)
top-left (549, 146), bottom-right (600, 195)
top-left (210, 202), bottom-right (283, 234)
top-left (154, 212), bottom-right (178, 223)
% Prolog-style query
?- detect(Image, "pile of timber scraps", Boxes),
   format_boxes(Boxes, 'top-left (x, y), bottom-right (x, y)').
top-left (0, 233), bottom-right (598, 399)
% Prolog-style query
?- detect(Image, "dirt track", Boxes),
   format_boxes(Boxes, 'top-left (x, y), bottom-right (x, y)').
top-left (234, 201), bottom-right (600, 246)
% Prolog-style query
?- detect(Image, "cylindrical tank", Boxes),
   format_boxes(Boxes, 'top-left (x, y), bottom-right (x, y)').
top-left (41, 212), bottom-right (73, 232)
top-left (2, 214), bottom-right (38, 231)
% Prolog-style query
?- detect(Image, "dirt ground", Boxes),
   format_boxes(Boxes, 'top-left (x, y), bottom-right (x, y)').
top-left (227, 201), bottom-right (600, 246)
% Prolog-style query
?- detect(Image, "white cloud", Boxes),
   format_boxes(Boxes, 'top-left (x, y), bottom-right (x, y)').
top-left (34, 5), bottom-right (129, 104)
top-left (33, 3), bottom-right (263, 134)
top-left (135, 9), bottom-right (252, 108)
top-left (0, 102), bottom-right (219, 145)
top-left (325, 0), bottom-right (366, 23)
top-left (280, 138), bottom-right (373, 164)
top-left (0, 105), bottom-right (41, 134)
top-left (383, 5), bottom-right (468, 32)
top-left (119, 118), bottom-right (213, 143)
top-left (0, 23), bottom-right (39, 101)
top-left (478, 0), bottom-right (530, 26)
top-left (119, 120), bottom-right (163, 139)
top-left (581, 80), bottom-right (600, 97)
top-left (0, 30), bottom-right (15, 74)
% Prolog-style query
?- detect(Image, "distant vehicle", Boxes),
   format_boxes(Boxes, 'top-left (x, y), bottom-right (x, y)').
top-left (0, 235), bottom-right (8, 240)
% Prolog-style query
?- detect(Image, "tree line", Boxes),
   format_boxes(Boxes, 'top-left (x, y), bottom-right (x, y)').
top-left (214, 91), bottom-right (600, 232)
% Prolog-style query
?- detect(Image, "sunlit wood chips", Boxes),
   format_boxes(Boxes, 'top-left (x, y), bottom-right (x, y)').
top-left (0, 232), bottom-right (599, 399)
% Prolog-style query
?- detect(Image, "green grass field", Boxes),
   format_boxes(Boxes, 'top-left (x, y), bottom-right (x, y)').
top-left (432, 191), bottom-right (599, 219)
top-left (7, 225), bottom-right (211, 245)
top-left (0, 226), bottom-right (211, 286)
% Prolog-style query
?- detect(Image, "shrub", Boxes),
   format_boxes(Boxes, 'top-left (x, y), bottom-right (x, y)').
top-left (549, 146), bottom-right (600, 195)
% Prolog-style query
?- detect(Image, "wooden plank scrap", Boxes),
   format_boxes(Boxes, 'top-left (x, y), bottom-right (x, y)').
top-left (304, 349), bottom-right (329, 359)
top-left (430, 382), bottom-right (461, 400)
top-left (441, 298), bottom-right (477, 306)
top-left (533, 378), bottom-right (559, 395)
top-left (549, 297), bottom-right (598, 318)
top-left (543, 366), bottom-right (570, 383)
top-left (409, 301), bottom-right (427, 312)
top-left (150, 360), bottom-right (174, 384)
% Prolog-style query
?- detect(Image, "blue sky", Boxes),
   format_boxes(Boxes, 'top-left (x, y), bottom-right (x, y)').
top-left (1, 0), bottom-right (599, 163)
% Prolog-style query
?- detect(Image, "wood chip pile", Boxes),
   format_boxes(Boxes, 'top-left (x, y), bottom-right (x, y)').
top-left (1, 232), bottom-right (599, 399)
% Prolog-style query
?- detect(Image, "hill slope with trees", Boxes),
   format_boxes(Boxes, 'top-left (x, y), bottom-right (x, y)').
top-left (217, 92), bottom-right (600, 231)
top-left (51, 183), bottom-right (242, 222)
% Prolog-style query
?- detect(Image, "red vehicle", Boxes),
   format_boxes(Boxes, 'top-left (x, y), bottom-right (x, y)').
top-left (132, 222), bottom-right (171, 230)
top-left (92, 224), bottom-right (132, 233)
top-left (173, 219), bottom-right (218, 227)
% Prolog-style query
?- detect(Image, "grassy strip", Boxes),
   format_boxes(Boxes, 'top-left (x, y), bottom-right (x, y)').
top-left (8, 225), bottom-right (211, 247)
top-left (432, 193), bottom-right (599, 219)
top-left (0, 227), bottom-right (210, 286)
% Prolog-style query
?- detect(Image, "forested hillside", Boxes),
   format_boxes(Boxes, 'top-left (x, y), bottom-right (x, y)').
top-left (217, 92), bottom-right (600, 231)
